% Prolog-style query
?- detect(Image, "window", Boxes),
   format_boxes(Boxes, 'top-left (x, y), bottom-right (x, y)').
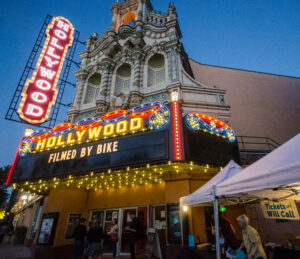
top-left (84, 73), bottom-right (101, 104)
top-left (153, 205), bottom-right (166, 230)
top-left (65, 213), bottom-right (81, 239)
top-left (114, 64), bottom-right (131, 96)
top-left (28, 200), bottom-right (43, 240)
top-left (148, 54), bottom-right (165, 87)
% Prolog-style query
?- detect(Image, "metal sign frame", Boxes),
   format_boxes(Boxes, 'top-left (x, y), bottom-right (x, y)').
top-left (5, 14), bottom-right (85, 129)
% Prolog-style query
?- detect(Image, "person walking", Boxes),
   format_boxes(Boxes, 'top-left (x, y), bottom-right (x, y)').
top-left (126, 212), bottom-right (138, 259)
top-left (108, 219), bottom-right (118, 259)
top-left (6, 223), bottom-right (14, 244)
top-left (0, 223), bottom-right (8, 244)
top-left (73, 218), bottom-right (87, 259)
top-left (212, 213), bottom-right (241, 250)
top-left (237, 214), bottom-right (267, 259)
top-left (85, 221), bottom-right (104, 259)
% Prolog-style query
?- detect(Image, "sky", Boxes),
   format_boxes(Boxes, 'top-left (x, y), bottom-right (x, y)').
top-left (0, 0), bottom-right (300, 167)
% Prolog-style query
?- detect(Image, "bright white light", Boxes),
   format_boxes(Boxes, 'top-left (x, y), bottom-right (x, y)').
top-left (171, 91), bottom-right (178, 102)
top-left (183, 206), bottom-right (188, 212)
top-left (21, 195), bottom-right (28, 200)
top-left (25, 128), bottom-right (34, 137)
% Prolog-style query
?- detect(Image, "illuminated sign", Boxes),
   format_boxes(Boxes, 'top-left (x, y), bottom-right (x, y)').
top-left (17, 17), bottom-right (74, 124)
top-left (261, 200), bottom-right (299, 220)
top-left (185, 112), bottom-right (236, 142)
top-left (19, 102), bottom-right (170, 156)
top-left (0, 210), bottom-right (5, 220)
top-left (12, 130), bottom-right (169, 183)
top-left (170, 101), bottom-right (185, 161)
top-left (47, 140), bottom-right (119, 163)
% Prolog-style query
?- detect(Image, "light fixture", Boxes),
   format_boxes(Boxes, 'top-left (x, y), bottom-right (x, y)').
top-left (24, 128), bottom-right (34, 137)
top-left (171, 91), bottom-right (179, 102)
top-left (183, 206), bottom-right (188, 212)
top-left (21, 195), bottom-right (28, 200)
top-left (220, 204), bottom-right (226, 213)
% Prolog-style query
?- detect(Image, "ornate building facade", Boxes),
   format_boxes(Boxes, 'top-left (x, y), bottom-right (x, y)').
top-left (67, 0), bottom-right (230, 125)
top-left (9, 1), bottom-right (300, 258)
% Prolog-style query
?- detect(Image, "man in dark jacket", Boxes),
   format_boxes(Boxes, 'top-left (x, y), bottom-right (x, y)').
top-left (126, 212), bottom-right (138, 259)
top-left (72, 218), bottom-right (87, 259)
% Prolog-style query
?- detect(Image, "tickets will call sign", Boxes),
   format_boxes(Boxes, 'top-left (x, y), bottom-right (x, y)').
top-left (18, 17), bottom-right (74, 124)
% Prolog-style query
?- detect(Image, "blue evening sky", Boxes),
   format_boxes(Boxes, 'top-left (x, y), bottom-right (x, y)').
top-left (0, 0), bottom-right (299, 167)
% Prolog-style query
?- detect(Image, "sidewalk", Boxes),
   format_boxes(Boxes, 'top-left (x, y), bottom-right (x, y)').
top-left (0, 242), bottom-right (146, 259)
top-left (0, 243), bottom-right (33, 259)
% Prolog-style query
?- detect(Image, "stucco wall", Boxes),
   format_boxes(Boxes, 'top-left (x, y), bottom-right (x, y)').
top-left (39, 189), bottom-right (89, 247)
top-left (189, 59), bottom-right (300, 144)
top-left (87, 183), bottom-right (166, 210)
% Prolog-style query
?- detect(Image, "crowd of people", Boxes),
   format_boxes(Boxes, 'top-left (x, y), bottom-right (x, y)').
top-left (72, 211), bottom-right (138, 259)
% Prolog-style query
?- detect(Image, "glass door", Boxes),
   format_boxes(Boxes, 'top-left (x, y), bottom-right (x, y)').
top-left (90, 210), bottom-right (105, 229)
top-left (136, 207), bottom-right (148, 256)
top-left (103, 210), bottom-right (119, 253)
top-left (120, 208), bottom-right (137, 254)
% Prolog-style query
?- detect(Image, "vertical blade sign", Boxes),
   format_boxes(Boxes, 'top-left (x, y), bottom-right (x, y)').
top-left (18, 17), bottom-right (74, 124)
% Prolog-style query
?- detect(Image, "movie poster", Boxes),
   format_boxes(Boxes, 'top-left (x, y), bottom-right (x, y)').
top-left (37, 213), bottom-right (59, 245)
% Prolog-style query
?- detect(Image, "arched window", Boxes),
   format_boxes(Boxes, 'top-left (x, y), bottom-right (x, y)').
top-left (114, 64), bottom-right (131, 96)
top-left (84, 73), bottom-right (101, 104)
top-left (148, 54), bottom-right (165, 87)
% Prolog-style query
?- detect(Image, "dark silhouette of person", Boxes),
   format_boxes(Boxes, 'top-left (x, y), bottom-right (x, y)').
top-left (126, 212), bottom-right (138, 259)
top-left (72, 218), bottom-right (87, 259)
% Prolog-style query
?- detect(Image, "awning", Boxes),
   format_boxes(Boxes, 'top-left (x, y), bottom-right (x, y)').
top-left (180, 160), bottom-right (242, 206)
top-left (217, 133), bottom-right (300, 201)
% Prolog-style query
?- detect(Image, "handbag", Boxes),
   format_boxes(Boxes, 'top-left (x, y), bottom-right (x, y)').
top-left (112, 233), bottom-right (118, 242)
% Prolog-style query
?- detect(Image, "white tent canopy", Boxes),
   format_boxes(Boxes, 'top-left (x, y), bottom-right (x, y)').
top-left (179, 133), bottom-right (300, 259)
top-left (180, 160), bottom-right (243, 206)
top-left (217, 133), bottom-right (300, 201)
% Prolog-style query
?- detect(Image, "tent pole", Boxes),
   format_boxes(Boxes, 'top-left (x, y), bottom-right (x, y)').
top-left (213, 185), bottom-right (221, 259)
top-left (180, 204), bottom-right (184, 246)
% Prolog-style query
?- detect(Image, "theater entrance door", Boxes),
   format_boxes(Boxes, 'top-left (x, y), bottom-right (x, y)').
top-left (119, 206), bottom-right (148, 256)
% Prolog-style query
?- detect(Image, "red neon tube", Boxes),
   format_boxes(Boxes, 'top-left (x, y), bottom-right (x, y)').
top-left (6, 137), bottom-right (24, 186)
top-left (176, 102), bottom-right (182, 160)
top-left (172, 102), bottom-right (177, 160)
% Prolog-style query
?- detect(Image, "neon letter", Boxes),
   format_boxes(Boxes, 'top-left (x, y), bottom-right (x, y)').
top-left (40, 66), bottom-right (56, 80)
top-left (116, 120), bottom-right (128, 134)
top-left (45, 56), bottom-right (59, 68)
top-left (47, 46), bottom-right (60, 59)
top-left (76, 130), bottom-right (87, 142)
top-left (50, 37), bottom-right (63, 50)
top-left (103, 124), bottom-right (115, 137)
top-left (31, 92), bottom-right (47, 103)
top-left (56, 135), bottom-right (65, 147)
top-left (66, 132), bottom-right (76, 145)
top-left (88, 126), bottom-right (103, 140)
top-left (25, 104), bottom-right (43, 117)
top-left (46, 136), bottom-right (57, 149)
top-left (36, 139), bottom-right (47, 151)
top-left (54, 29), bottom-right (67, 40)
top-left (130, 118), bottom-right (143, 131)
top-left (36, 79), bottom-right (51, 90)
top-left (57, 20), bottom-right (70, 32)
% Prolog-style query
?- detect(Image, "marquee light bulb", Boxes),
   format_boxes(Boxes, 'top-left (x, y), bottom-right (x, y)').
top-left (24, 128), bottom-right (34, 137)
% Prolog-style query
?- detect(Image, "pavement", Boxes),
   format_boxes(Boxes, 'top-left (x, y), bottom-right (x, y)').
top-left (0, 241), bottom-right (147, 259)
top-left (0, 242), bottom-right (146, 259)
top-left (0, 243), bottom-right (33, 259)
